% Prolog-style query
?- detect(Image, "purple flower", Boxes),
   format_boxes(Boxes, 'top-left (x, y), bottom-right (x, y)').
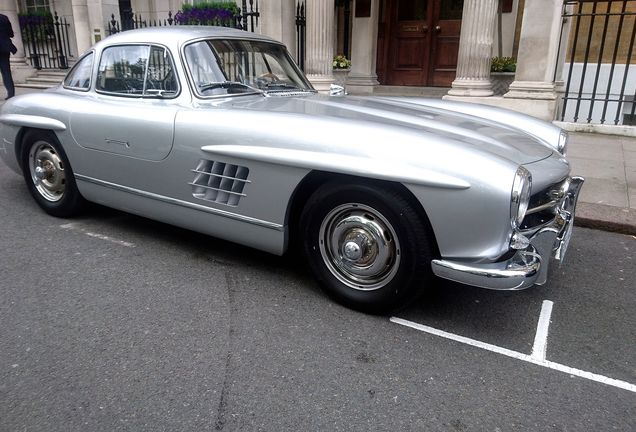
top-left (174, 4), bottom-right (238, 26)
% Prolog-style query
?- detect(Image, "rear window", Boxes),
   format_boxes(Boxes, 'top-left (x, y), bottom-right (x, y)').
top-left (63, 52), bottom-right (94, 91)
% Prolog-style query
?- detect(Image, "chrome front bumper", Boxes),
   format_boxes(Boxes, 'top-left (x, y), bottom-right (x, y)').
top-left (431, 176), bottom-right (584, 290)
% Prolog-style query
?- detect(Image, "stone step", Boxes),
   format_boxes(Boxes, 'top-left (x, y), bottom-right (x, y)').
top-left (37, 71), bottom-right (68, 77)
top-left (15, 68), bottom-right (67, 89)
top-left (27, 76), bottom-right (63, 84)
top-left (372, 85), bottom-right (450, 98)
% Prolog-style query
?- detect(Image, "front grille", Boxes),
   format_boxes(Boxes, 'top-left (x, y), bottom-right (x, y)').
top-left (189, 160), bottom-right (250, 206)
top-left (520, 178), bottom-right (568, 231)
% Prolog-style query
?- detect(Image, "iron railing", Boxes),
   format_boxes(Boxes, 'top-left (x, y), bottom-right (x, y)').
top-left (19, 11), bottom-right (72, 69)
top-left (108, 1), bottom-right (259, 35)
top-left (559, 0), bottom-right (636, 125)
top-left (296, 0), bottom-right (306, 71)
top-left (239, 0), bottom-right (260, 33)
top-left (336, 0), bottom-right (352, 59)
top-left (108, 11), bottom-right (177, 34)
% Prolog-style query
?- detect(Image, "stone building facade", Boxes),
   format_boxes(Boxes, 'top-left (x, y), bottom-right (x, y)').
top-left (3, 0), bottom-right (570, 120)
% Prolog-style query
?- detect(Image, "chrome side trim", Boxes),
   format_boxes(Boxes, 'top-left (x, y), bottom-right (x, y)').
top-left (0, 114), bottom-right (67, 131)
top-left (74, 174), bottom-right (284, 231)
top-left (190, 169), bottom-right (252, 183)
top-left (186, 182), bottom-right (247, 197)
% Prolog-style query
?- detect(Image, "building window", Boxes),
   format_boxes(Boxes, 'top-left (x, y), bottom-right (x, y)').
top-left (23, 0), bottom-right (50, 13)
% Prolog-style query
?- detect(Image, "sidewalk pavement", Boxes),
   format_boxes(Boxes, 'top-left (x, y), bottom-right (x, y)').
top-left (568, 132), bottom-right (636, 235)
top-left (2, 87), bottom-right (635, 235)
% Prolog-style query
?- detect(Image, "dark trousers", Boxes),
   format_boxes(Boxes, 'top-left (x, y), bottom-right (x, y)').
top-left (0, 51), bottom-right (14, 98)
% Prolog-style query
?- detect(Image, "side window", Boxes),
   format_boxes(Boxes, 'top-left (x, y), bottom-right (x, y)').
top-left (96, 45), bottom-right (178, 97)
top-left (63, 52), bottom-right (94, 90)
top-left (145, 45), bottom-right (179, 95)
top-left (96, 45), bottom-right (150, 95)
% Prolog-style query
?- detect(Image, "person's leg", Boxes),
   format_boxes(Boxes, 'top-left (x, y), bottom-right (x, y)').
top-left (0, 52), bottom-right (15, 99)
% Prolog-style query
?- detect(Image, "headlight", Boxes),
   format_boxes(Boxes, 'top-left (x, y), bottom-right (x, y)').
top-left (557, 130), bottom-right (568, 155)
top-left (510, 166), bottom-right (532, 227)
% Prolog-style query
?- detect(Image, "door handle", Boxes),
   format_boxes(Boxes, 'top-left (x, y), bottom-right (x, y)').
top-left (105, 138), bottom-right (130, 148)
top-left (435, 25), bottom-right (441, 33)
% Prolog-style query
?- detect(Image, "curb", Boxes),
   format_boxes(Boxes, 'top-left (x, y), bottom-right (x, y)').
top-left (575, 202), bottom-right (636, 236)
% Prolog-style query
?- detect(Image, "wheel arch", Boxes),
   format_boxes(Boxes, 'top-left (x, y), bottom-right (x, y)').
top-left (14, 127), bottom-right (61, 168)
top-left (285, 170), bottom-right (441, 258)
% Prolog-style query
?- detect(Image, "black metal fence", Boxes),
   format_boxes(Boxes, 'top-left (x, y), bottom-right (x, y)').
top-left (107, 11), bottom-right (177, 34)
top-left (559, 0), bottom-right (636, 125)
top-left (108, 1), bottom-right (260, 35)
top-left (19, 12), bottom-right (72, 70)
top-left (239, 0), bottom-right (260, 32)
top-left (296, 0), bottom-right (306, 71)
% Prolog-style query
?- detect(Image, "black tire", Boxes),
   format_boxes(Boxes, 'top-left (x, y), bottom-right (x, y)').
top-left (300, 180), bottom-right (435, 314)
top-left (21, 130), bottom-right (84, 217)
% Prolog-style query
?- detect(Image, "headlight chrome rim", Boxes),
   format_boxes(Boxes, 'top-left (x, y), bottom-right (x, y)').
top-left (511, 166), bottom-right (532, 228)
top-left (557, 130), bottom-right (569, 155)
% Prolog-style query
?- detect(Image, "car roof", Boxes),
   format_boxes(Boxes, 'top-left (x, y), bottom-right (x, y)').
top-left (95, 26), bottom-right (281, 49)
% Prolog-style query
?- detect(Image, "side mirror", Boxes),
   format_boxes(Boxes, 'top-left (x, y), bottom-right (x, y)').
top-left (330, 84), bottom-right (345, 96)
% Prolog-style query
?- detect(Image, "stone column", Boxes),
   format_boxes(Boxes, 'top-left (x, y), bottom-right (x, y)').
top-left (72, 0), bottom-right (93, 55)
top-left (305, 0), bottom-right (335, 93)
top-left (85, 0), bottom-right (118, 44)
top-left (258, 0), bottom-right (297, 60)
top-left (1, 0), bottom-right (35, 84)
top-left (504, 0), bottom-right (563, 102)
top-left (447, 0), bottom-right (498, 97)
top-left (347, 0), bottom-right (380, 95)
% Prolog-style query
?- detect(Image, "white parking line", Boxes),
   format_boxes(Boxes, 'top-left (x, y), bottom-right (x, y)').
top-left (390, 315), bottom-right (636, 394)
top-left (60, 223), bottom-right (136, 248)
top-left (531, 300), bottom-right (553, 361)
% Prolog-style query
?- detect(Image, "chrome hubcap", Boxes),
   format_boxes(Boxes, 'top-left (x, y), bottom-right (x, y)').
top-left (319, 204), bottom-right (400, 291)
top-left (29, 141), bottom-right (66, 202)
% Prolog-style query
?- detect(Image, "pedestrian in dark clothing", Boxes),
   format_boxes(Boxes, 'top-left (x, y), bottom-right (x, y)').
top-left (0, 13), bottom-right (17, 99)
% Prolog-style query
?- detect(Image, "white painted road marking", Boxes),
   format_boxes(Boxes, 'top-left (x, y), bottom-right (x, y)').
top-left (531, 300), bottom-right (553, 361)
top-left (390, 316), bottom-right (636, 394)
top-left (60, 223), bottom-right (136, 248)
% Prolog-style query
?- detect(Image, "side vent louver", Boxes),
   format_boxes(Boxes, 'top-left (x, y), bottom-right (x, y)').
top-left (190, 160), bottom-right (250, 206)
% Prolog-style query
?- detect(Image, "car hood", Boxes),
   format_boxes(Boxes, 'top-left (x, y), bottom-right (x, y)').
top-left (228, 94), bottom-right (554, 165)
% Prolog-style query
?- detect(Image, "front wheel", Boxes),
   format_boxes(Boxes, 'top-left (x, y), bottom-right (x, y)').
top-left (21, 130), bottom-right (84, 217)
top-left (300, 181), bottom-right (435, 313)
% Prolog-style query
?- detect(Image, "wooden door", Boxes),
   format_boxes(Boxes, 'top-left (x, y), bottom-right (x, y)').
top-left (386, 0), bottom-right (432, 86)
top-left (429, 0), bottom-right (463, 86)
top-left (379, 0), bottom-right (463, 87)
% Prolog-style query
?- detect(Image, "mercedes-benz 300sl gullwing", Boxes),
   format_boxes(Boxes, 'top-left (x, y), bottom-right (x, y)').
top-left (0, 27), bottom-right (583, 313)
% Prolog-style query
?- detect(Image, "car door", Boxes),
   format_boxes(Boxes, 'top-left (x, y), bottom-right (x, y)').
top-left (70, 44), bottom-right (179, 164)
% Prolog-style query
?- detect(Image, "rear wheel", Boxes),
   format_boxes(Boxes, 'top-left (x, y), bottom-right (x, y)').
top-left (300, 181), bottom-right (435, 313)
top-left (21, 130), bottom-right (84, 217)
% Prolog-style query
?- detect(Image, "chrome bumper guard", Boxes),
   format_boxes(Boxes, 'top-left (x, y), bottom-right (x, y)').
top-left (431, 176), bottom-right (585, 290)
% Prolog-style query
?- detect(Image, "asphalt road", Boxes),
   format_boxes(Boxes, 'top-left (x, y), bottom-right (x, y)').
top-left (1, 162), bottom-right (635, 431)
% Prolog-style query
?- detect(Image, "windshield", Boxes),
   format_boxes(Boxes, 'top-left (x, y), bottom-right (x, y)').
top-left (184, 39), bottom-right (314, 96)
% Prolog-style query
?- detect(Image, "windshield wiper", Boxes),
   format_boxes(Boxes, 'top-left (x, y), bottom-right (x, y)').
top-left (199, 81), bottom-right (262, 93)
top-left (263, 82), bottom-right (310, 92)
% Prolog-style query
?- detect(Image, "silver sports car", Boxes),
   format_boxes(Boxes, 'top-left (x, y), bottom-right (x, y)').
top-left (0, 27), bottom-right (583, 313)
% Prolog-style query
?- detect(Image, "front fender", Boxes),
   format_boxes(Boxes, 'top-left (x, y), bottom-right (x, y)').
top-left (0, 113), bottom-right (67, 131)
